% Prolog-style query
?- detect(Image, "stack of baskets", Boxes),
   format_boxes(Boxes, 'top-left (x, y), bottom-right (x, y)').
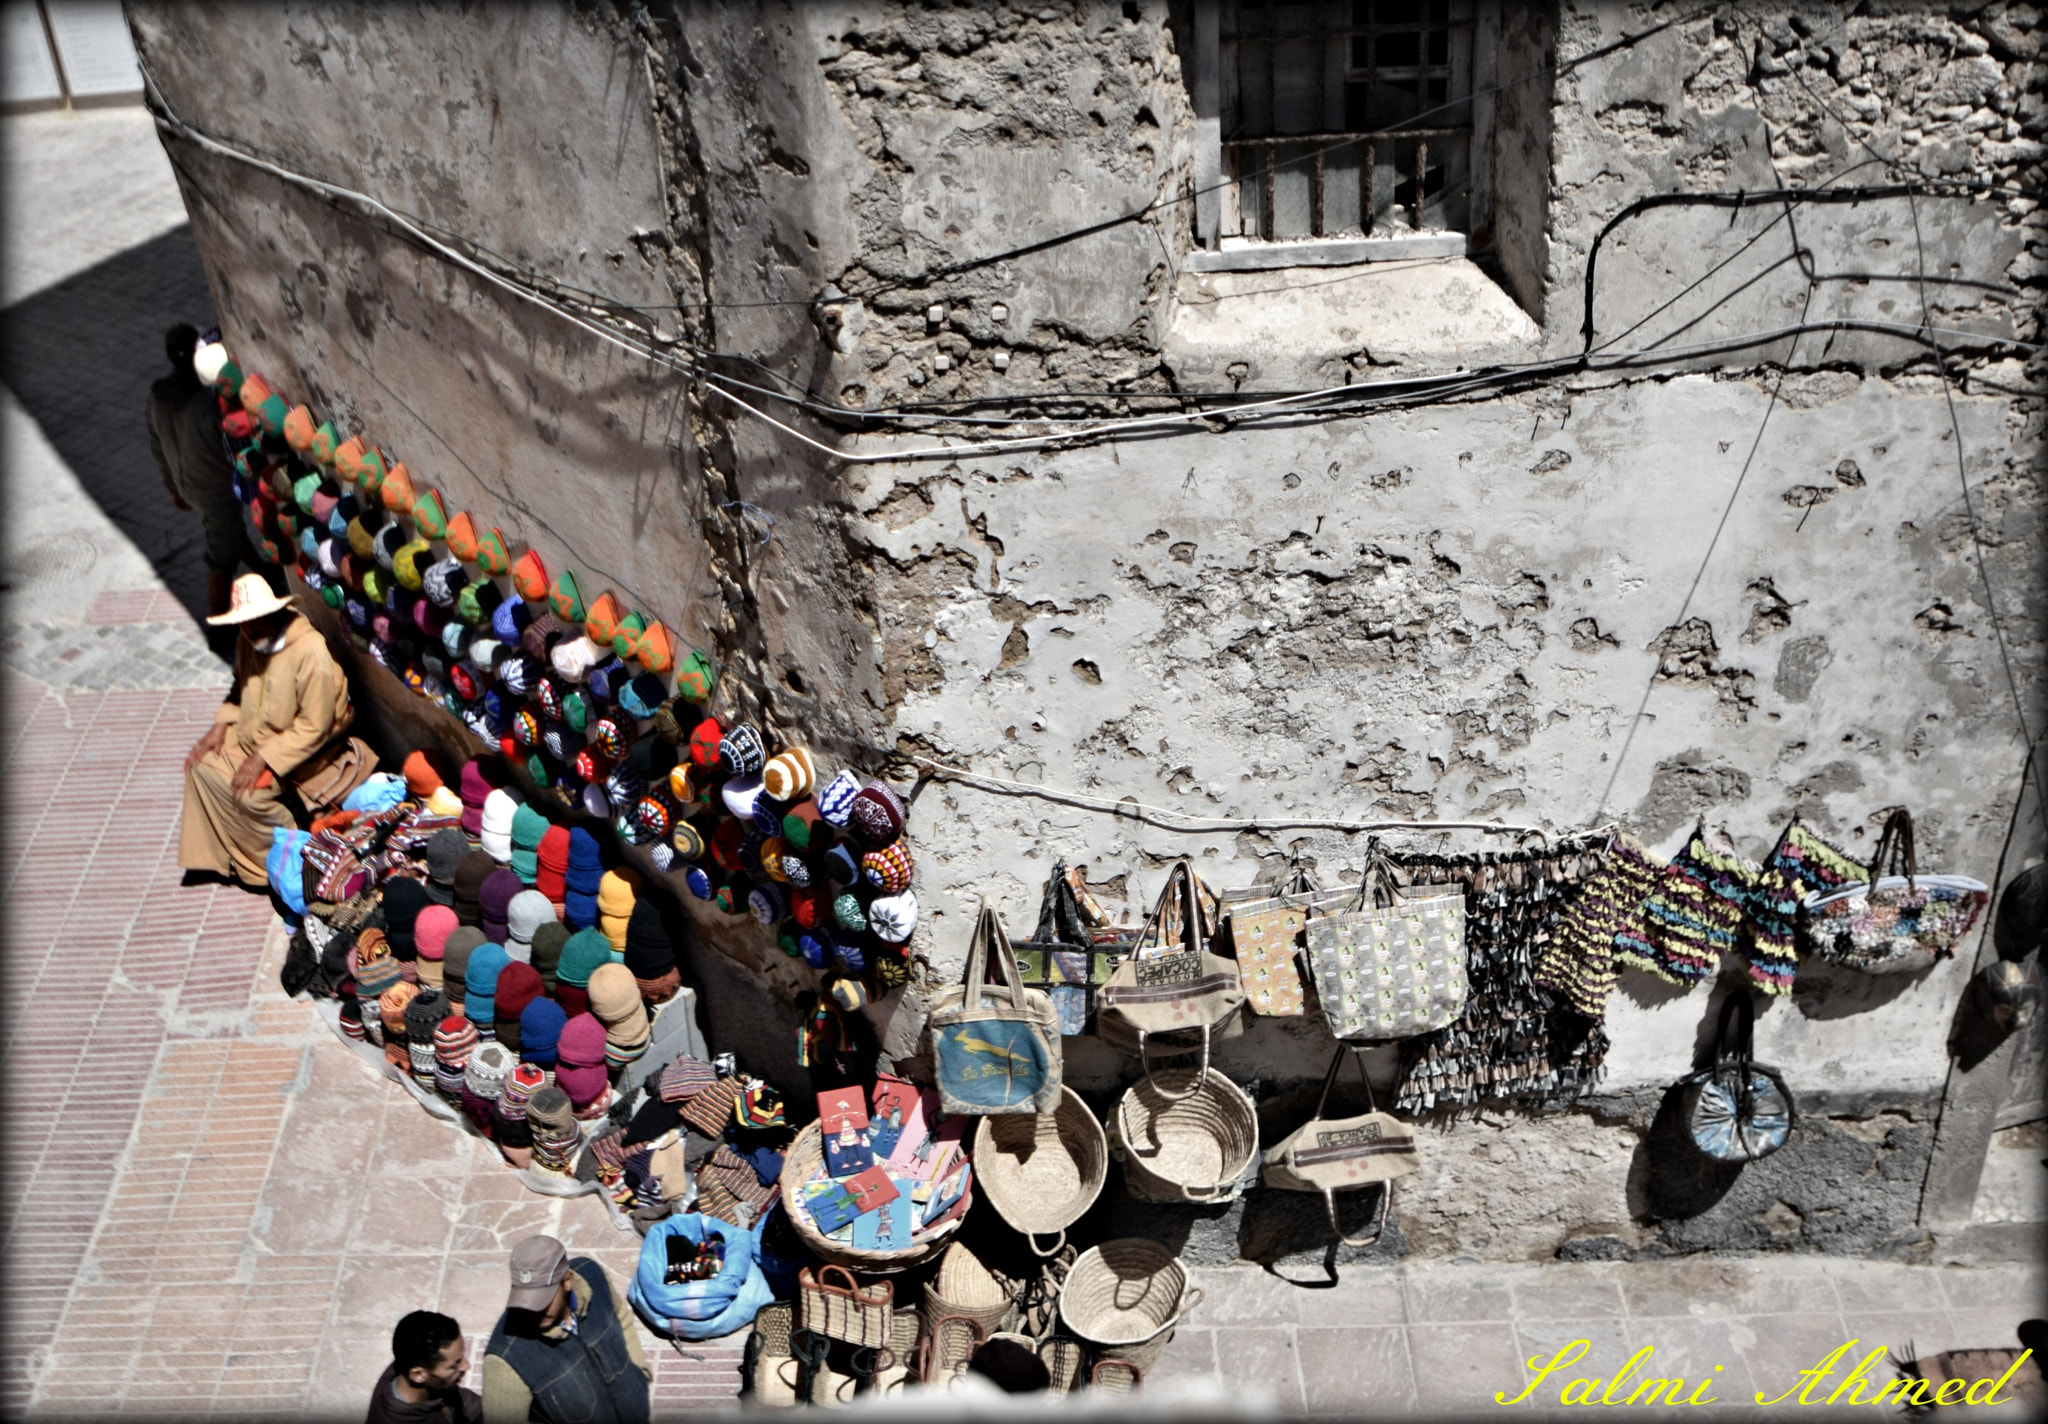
top-left (1057, 1237), bottom-right (1204, 1371)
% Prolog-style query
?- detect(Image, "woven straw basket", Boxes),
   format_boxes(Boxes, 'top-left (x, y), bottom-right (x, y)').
top-left (1058, 1238), bottom-right (1204, 1370)
top-left (1116, 1068), bottom-right (1258, 1202)
top-left (778, 1120), bottom-right (964, 1271)
top-left (972, 1085), bottom-right (1108, 1255)
top-left (922, 1241), bottom-right (1015, 1337)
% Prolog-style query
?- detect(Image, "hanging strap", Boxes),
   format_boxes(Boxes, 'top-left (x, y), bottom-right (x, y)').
top-left (1134, 858), bottom-right (1211, 958)
top-left (1311, 1043), bottom-right (1378, 1121)
top-left (1344, 839), bottom-right (1399, 914)
top-left (961, 898), bottom-right (1028, 1011)
top-left (1869, 808), bottom-right (1917, 890)
top-left (1133, 1023), bottom-right (1212, 1102)
top-left (1711, 990), bottom-right (1758, 1120)
top-left (1324, 1179), bottom-right (1393, 1249)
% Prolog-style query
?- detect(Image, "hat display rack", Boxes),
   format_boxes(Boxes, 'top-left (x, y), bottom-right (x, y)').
top-left (207, 328), bottom-right (2001, 1395)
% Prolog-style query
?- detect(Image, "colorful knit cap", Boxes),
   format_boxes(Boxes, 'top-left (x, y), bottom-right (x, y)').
top-left (434, 1015), bottom-right (480, 1068)
top-left (734, 1082), bottom-right (785, 1130)
top-left (815, 770), bottom-right (860, 827)
top-left (556, 1012), bottom-right (608, 1069)
top-left (761, 748), bottom-right (816, 802)
top-left (847, 781), bottom-right (907, 847)
top-left (464, 1040), bottom-right (513, 1099)
top-left (464, 941), bottom-right (512, 1013)
top-left (479, 868), bottom-right (521, 943)
top-left (673, 648), bottom-right (716, 704)
top-left (717, 723), bottom-right (766, 777)
top-left (415, 905), bottom-right (458, 962)
top-left (868, 890), bottom-right (918, 944)
top-left (618, 673), bottom-right (667, 721)
top-left (862, 843), bottom-right (914, 894)
top-left (586, 963), bottom-right (645, 1028)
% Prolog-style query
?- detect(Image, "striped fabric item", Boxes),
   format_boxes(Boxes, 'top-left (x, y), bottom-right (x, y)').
top-left (660, 1055), bottom-right (720, 1104)
top-left (1534, 833), bottom-right (1660, 1019)
top-left (1624, 826), bottom-right (1757, 984)
top-left (1741, 821), bottom-right (1865, 994)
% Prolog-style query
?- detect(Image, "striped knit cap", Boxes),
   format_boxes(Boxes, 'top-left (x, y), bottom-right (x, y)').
top-left (497, 1064), bottom-right (548, 1129)
top-left (658, 1055), bottom-right (718, 1104)
top-left (434, 1015), bottom-right (480, 1068)
top-left (526, 1085), bottom-right (577, 1136)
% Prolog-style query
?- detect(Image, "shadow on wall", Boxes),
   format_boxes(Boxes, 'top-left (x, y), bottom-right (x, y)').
top-left (0, 224), bottom-right (219, 622)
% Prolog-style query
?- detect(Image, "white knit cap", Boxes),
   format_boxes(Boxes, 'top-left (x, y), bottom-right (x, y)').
top-left (481, 788), bottom-right (521, 838)
top-left (868, 890), bottom-right (919, 944)
top-left (551, 635), bottom-right (604, 684)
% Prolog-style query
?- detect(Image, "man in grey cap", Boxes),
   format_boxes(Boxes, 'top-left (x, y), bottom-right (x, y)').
top-left (481, 1236), bottom-right (650, 1424)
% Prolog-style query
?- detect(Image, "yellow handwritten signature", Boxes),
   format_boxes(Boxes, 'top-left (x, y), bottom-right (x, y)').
top-left (1497, 1340), bottom-right (2033, 1409)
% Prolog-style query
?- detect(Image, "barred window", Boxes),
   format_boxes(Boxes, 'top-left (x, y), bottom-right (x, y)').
top-left (1219, 0), bottom-right (1480, 242)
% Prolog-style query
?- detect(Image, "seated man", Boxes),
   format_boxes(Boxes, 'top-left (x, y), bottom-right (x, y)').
top-left (369, 1311), bottom-right (480, 1424)
top-left (179, 574), bottom-right (354, 888)
top-left (483, 1236), bottom-right (650, 1424)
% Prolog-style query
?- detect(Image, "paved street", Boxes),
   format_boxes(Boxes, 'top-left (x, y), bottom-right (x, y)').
top-left (2, 101), bottom-right (2041, 1423)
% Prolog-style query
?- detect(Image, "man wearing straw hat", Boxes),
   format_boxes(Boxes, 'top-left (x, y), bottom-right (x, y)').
top-left (177, 573), bottom-right (353, 887)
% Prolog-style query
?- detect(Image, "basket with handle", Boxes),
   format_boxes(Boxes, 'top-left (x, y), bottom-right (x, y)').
top-left (797, 1264), bottom-right (894, 1348)
top-left (779, 1120), bottom-right (965, 1271)
top-left (972, 1084), bottom-right (1107, 1256)
top-left (921, 1241), bottom-right (1015, 1337)
top-left (1057, 1238), bottom-right (1203, 1371)
top-left (1116, 1067), bottom-right (1258, 1203)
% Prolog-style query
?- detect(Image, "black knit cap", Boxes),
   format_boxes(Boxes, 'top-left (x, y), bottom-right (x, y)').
top-left (622, 899), bottom-right (675, 979)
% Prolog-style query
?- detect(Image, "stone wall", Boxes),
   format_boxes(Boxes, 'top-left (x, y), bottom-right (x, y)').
top-left (130, 0), bottom-right (2044, 1264)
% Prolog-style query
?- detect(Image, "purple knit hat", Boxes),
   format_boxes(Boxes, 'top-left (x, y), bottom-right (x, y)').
top-left (479, 868), bottom-right (522, 944)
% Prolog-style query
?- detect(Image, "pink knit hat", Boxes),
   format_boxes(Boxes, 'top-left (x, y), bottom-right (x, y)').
top-left (416, 905), bottom-right (458, 961)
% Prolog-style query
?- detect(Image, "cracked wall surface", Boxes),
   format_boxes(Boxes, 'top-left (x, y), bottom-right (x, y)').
top-left (137, 0), bottom-right (2044, 1261)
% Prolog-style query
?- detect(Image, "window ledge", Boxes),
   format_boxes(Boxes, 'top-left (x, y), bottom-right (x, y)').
top-left (1162, 253), bottom-right (1541, 392)
top-left (1185, 232), bottom-right (1468, 273)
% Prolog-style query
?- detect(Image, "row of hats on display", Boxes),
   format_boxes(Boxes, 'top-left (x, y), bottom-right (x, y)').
top-left (199, 336), bottom-right (922, 989)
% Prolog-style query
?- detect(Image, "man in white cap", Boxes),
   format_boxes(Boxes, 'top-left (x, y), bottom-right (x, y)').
top-left (482, 1235), bottom-right (649, 1424)
top-left (177, 574), bottom-right (354, 887)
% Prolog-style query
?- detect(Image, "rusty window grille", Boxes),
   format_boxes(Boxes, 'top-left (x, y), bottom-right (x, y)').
top-left (1221, 0), bottom-right (1476, 241)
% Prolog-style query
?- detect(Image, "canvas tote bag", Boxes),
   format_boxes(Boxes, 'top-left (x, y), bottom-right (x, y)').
top-left (1098, 859), bottom-right (1247, 1099)
top-left (1307, 844), bottom-right (1468, 1041)
top-left (1261, 1045), bottom-right (1419, 1246)
top-left (929, 899), bottom-right (1063, 1115)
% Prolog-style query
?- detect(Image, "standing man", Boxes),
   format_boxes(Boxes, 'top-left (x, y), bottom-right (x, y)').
top-left (482, 1236), bottom-right (650, 1424)
top-left (179, 574), bottom-right (355, 888)
top-left (369, 1311), bottom-right (481, 1424)
top-left (147, 322), bottom-right (253, 628)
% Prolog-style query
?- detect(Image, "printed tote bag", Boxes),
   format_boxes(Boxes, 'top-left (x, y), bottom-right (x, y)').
top-left (1098, 859), bottom-right (1247, 1098)
top-left (1262, 1045), bottom-right (1419, 1246)
top-left (1307, 845), bottom-right (1468, 1040)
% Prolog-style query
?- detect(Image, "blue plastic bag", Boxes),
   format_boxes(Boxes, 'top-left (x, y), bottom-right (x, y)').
top-left (267, 827), bottom-right (310, 918)
top-left (627, 1214), bottom-right (773, 1343)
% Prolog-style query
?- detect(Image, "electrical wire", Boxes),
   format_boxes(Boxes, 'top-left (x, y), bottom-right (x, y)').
top-left (1766, 51), bottom-right (2048, 834)
top-left (1592, 126), bottom-right (1821, 824)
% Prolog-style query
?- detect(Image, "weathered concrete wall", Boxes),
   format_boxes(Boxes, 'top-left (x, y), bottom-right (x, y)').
top-left (133, 0), bottom-right (2045, 1264)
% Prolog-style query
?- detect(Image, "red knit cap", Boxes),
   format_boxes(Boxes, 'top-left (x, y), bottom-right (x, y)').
top-left (493, 962), bottom-right (545, 1026)
top-left (535, 825), bottom-right (571, 908)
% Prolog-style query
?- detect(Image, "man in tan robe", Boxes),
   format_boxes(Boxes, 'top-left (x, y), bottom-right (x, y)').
top-left (179, 574), bottom-right (353, 886)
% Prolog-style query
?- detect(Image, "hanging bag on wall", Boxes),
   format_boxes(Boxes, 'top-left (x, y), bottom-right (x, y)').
top-left (928, 900), bottom-right (1063, 1116)
top-left (1261, 1045), bottom-right (1419, 1246)
top-left (1009, 862), bottom-right (1126, 1036)
top-left (1679, 991), bottom-right (1794, 1162)
top-left (1097, 859), bottom-right (1246, 1099)
top-left (1223, 864), bottom-right (1350, 1018)
top-left (1803, 809), bottom-right (1990, 975)
top-left (1306, 843), bottom-right (1468, 1041)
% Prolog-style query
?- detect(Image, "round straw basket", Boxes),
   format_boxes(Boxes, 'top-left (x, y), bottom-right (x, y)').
top-left (922, 1241), bottom-right (1015, 1336)
top-left (779, 1121), bottom-right (963, 1271)
top-left (1115, 1068), bottom-right (1257, 1202)
top-left (1057, 1238), bottom-right (1204, 1370)
top-left (972, 1085), bottom-right (1107, 1255)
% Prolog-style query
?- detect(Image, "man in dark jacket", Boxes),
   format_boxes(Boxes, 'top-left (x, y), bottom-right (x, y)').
top-left (146, 321), bottom-right (251, 627)
top-left (368, 1311), bottom-right (481, 1424)
top-left (483, 1236), bottom-right (650, 1424)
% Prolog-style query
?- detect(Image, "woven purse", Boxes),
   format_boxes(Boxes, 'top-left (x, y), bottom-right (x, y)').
top-left (1305, 845), bottom-right (1467, 1041)
top-left (797, 1264), bottom-right (893, 1348)
top-left (1098, 860), bottom-right (1247, 1098)
top-left (1804, 809), bottom-right (1988, 975)
top-left (1261, 1045), bottom-right (1418, 1246)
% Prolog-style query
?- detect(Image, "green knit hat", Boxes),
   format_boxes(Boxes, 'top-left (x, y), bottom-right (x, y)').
top-left (556, 928), bottom-right (612, 989)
